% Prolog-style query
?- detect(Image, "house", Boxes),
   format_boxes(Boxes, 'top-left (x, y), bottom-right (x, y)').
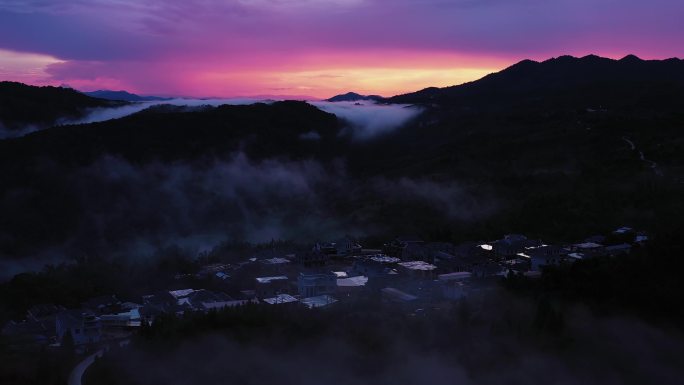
top-left (503, 234), bottom-right (527, 243)
top-left (240, 290), bottom-right (257, 300)
top-left (255, 276), bottom-right (290, 298)
top-left (262, 294), bottom-right (299, 305)
top-left (438, 272), bottom-right (472, 282)
top-left (298, 272), bottom-right (337, 298)
top-left (635, 233), bottom-right (649, 244)
top-left (140, 289), bottom-right (214, 317)
top-left (492, 235), bottom-right (542, 259)
top-left (381, 287), bottom-right (418, 303)
top-left (56, 310), bottom-right (102, 346)
top-left (502, 256), bottom-right (530, 271)
top-left (613, 226), bottom-right (634, 235)
top-left (300, 295), bottom-right (338, 309)
top-left (168, 289), bottom-right (213, 309)
top-left (570, 242), bottom-right (606, 258)
top-left (196, 263), bottom-right (231, 279)
top-left (142, 291), bottom-right (180, 315)
top-left (179, 289), bottom-right (232, 310)
top-left (605, 243), bottom-right (631, 256)
top-left (200, 299), bottom-right (256, 311)
top-left (336, 275), bottom-right (369, 295)
top-left (525, 245), bottom-right (565, 271)
top-left (215, 271), bottom-right (230, 281)
top-left (259, 257), bottom-right (291, 274)
top-left (397, 261), bottom-right (438, 279)
top-left (351, 255), bottom-right (400, 278)
top-left (333, 237), bottom-right (363, 256)
top-left (99, 308), bottom-right (142, 329)
top-left (383, 236), bottom-right (424, 260)
top-left (567, 252), bottom-right (585, 261)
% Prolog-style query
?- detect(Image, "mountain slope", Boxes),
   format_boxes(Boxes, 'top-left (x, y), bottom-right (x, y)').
top-left (327, 92), bottom-right (383, 102)
top-left (389, 55), bottom-right (684, 109)
top-left (0, 101), bottom-right (341, 165)
top-left (0, 82), bottom-right (124, 131)
top-left (0, 56), bottom-right (683, 264)
top-left (83, 90), bottom-right (170, 102)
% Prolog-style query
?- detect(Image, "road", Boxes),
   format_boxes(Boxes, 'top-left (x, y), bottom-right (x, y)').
top-left (621, 136), bottom-right (663, 176)
top-left (68, 340), bottom-right (129, 385)
top-left (68, 349), bottom-right (104, 385)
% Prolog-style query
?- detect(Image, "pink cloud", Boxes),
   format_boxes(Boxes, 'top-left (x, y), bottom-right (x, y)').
top-left (0, 0), bottom-right (682, 96)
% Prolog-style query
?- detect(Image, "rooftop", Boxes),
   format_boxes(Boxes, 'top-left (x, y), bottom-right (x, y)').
top-left (438, 272), bottom-right (472, 281)
top-left (398, 261), bottom-right (437, 271)
top-left (169, 289), bottom-right (195, 299)
top-left (201, 300), bottom-right (253, 310)
top-left (568, 252), bottom-right (584, 260)
top-left (369, 255), bottom-right (401, 263)
top-left (260, 257), bottom-right (291, 265)
top-left (606, 243), bottom-right (631, 250)
top-left (262, 294), bottom-right (298, 305)
top-left (381, 287), bottom-right (418, 302)
top-left (614, 227), bottom-right (634, 234)
top-left (256, 276), bottom-right (289, 284)
top-left (300, 295), bottom-right (338, 309)
top-left (337, 276), bottom-right (369, 287)
top-left (573, 242), bottom-right (603, 249)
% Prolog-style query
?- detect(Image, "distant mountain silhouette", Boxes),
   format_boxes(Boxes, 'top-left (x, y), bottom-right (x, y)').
top-left (0, 81), bottom-right (123, 131)
top-left (389, 54), bottom-right (684, 106)
top-left (84, 90), bottom-right (171, 102)
top-left (326, 92), bottom-right (383, 102)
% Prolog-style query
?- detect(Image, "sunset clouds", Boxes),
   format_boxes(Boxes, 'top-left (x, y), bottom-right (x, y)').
top-left (0, 0), bottom-right (682, 97)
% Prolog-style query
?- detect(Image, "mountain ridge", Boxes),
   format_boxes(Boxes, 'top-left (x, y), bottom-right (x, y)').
top-left (0, 81), bottom-right (124, 132)
top-left (83, 90), bottom-right (171, 102)
top-left (388, 54), bottom-right (684, 105)
top-left (326, 92), bottom-right (384, 102)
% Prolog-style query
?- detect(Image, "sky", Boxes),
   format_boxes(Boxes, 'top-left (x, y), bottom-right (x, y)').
top-left (0, 0), bottom-right (682, 98)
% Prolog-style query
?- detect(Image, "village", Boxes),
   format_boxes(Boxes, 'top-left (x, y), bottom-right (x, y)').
top-left (2, 226), bottom-right (648, 353)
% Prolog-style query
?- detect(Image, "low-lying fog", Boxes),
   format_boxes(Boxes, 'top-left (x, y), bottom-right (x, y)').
top-left (0, 98), bottom-right (427, 278)
top-left (2, 98), bottom-right (422, 140)
top-left (61, 99), bottom-right (423, 140)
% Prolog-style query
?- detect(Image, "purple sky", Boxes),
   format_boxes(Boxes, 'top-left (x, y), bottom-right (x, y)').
top-left (0, 0), bottom-right (682, 97)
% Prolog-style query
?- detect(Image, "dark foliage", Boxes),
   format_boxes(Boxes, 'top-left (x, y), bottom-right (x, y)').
top-left (504, 231), bottom-right (684, 327)
top-left (0, 81), bottom-right (122, 130)
top-left (82, 295), bottom-right (684, 385)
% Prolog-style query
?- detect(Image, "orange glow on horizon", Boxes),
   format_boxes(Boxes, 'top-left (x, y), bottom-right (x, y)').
top-left (186, 51), bottom-right (510, 98)
top-left (1, 48), bottom-right (511, 98)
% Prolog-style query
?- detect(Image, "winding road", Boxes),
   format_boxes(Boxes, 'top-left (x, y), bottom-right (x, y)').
top-left (68, 349), bottom-right (104, 385)
top-left (68, 340), bottom-right (130, 385)
top-left (621, 136), bottom-right (663, 177)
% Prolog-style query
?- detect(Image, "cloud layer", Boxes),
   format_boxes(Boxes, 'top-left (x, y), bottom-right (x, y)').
top-left (54, 99), bottom-right (421, 140)
top-left (311, 101), bottom-right (423, 139)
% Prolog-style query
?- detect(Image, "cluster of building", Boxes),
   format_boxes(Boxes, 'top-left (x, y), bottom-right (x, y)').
top-left (2, 226), bottom-right (647, 353)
